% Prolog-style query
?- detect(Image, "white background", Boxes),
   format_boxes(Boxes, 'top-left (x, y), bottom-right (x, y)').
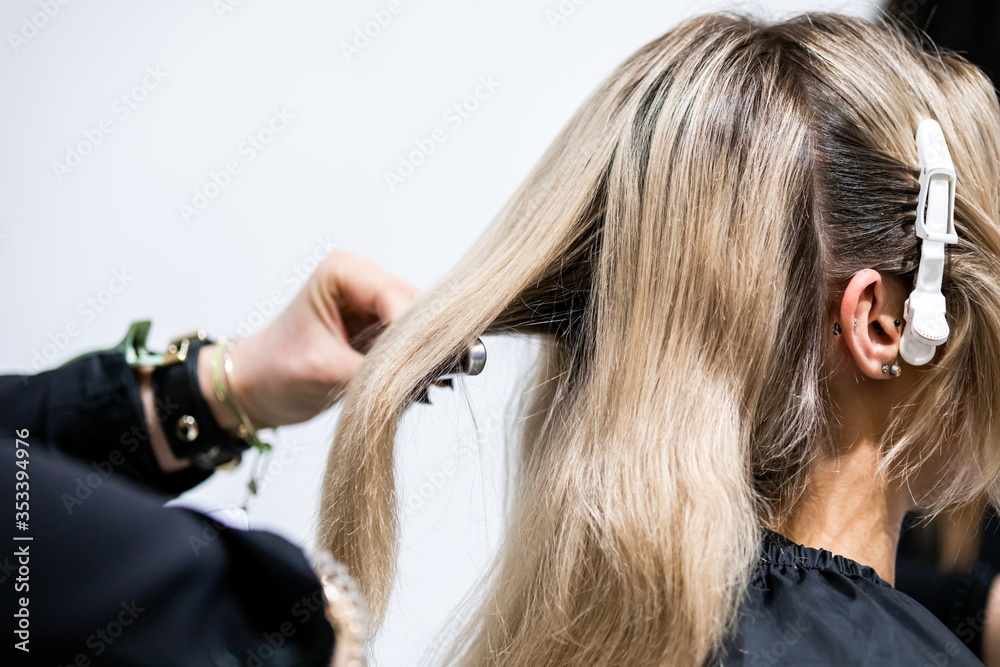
top-left (0, 0), bottom-right (881, 663)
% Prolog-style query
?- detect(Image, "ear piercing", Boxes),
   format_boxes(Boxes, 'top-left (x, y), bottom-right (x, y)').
top-left (835, 321), bottom-right (901, 336)
top-left (832, 317), bottom-right (903, 377)
top-left (836, 319), bottom-right (903, 336)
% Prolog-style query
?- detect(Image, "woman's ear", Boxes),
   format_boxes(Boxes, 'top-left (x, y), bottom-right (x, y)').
top-left (836, 269), bottom-right (903, 380)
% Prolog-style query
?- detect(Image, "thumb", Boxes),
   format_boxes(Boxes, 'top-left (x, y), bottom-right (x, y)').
top-left (330, 340), bottom-right (366, 386)
top-left (373, 287), bottom-right (420, 325)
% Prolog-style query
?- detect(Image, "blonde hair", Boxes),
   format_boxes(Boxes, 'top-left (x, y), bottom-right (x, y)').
top-left (319, 13), bottom-right (1000, 666)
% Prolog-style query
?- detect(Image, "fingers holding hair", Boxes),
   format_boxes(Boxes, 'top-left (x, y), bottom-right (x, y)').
top-left (314, 250), bottom-right (421, 351)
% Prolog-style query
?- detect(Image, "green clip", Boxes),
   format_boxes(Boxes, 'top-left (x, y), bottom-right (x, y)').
top-left (119, 320), bottom-right (165, 367)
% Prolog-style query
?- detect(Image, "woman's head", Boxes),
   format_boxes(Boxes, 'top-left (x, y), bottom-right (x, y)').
top-left (319, 13), bottom-right (1000, 665)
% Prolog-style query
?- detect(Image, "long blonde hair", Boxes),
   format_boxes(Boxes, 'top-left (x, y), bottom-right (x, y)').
top-left (319, 13), bottom-right (1000, 665)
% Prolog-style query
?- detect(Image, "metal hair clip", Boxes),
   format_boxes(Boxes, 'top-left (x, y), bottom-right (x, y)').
top-left (415, 338), bottom-right (487, 404)
top-left (899, 119), bottom-right (958, 366)
top-left (448, 338), bottom-right (487, 377)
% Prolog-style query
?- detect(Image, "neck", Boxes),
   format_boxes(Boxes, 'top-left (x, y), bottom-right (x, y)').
top-left (776, 438), bottom-right (909, 585)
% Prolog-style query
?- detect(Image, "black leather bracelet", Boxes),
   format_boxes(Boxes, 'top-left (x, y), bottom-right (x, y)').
top-left (150, 334), bottom-right (249, 470)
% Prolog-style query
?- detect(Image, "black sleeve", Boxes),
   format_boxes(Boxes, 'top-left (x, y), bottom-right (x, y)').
top-left (0, 349), bottom-right (212, 496)
top-left (1, 436), bottom-right (336, 666)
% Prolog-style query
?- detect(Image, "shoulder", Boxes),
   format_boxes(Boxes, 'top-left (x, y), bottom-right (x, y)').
top-left (720, 532), bottom-right (979, 666)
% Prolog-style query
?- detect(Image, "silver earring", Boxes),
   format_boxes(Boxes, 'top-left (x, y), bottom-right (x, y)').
top-left (882, 362), bottom-right (902, 378)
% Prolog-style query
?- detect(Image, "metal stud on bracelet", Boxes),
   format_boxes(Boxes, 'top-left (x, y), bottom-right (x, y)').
top-left (175, 415), bottom-right (199, 442)
top-left (123, 320), bottom-right (247, 470)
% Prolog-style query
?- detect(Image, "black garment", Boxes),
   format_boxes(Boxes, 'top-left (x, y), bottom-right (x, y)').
top-left (896, 509), bottom-right (1000, 659)
top-left (895, 557), bottom-right (994, 659)
top-left (723, 532), bottom-right (980, 666)
top-left (0, 350), bottom-right (335, 666)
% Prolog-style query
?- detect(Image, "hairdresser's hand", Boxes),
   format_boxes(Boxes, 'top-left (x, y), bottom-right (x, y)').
top-left (198, 250), bottom-right (420, 431)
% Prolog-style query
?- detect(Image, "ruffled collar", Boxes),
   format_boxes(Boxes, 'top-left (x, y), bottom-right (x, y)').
top-left (758, 529), bottom-right (892, 589)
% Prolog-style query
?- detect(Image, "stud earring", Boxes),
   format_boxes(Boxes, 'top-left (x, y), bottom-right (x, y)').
top-left (882, 362), bottom-right (902, 378)
top-left (894, 320), bottom-right (902, 328)
top-left (832, 322), bottom-right (842, 336)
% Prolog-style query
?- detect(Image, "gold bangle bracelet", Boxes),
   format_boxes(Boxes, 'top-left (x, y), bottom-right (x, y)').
top-left (210, 337), bottom-right (273, 506)
top-left (210, 338), bottom-right (271, 453)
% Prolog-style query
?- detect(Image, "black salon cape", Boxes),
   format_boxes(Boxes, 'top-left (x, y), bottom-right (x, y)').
top-left (0, 350), bottom-right (334, 666)
top-left (722, 532), bottom-right (981, 665)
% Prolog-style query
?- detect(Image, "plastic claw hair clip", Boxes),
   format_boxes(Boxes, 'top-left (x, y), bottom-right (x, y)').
top-left (899, 119), bottom-right (958, 366)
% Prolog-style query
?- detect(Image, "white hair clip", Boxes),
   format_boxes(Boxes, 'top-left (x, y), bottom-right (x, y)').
top-left (899, 119), bottom-right (958, 366)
